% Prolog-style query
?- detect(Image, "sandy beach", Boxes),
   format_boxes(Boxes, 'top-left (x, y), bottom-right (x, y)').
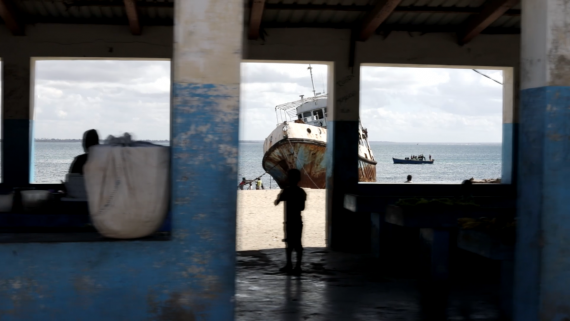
top-left (237, 189), bottom-right (326, 251)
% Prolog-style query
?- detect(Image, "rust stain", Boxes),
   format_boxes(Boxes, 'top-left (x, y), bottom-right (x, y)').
top-left (358, 159), bottom-right (377, 182)
top-left (148, 291), bottom-right (197, 321)
top-left (263, 139), bottom-right (327, 189)
top-left (263, 139), bottom-right (376, 188)
top-left (549, 133), bottom-right (564, 141)
top-left (549, 49), bottom-right (570, 87)
top-left (72, 276), bottom-right (101, 294)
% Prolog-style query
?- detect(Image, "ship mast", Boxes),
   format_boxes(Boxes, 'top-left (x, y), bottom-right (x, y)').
top-left (308, 64), bottom-right (317, 98)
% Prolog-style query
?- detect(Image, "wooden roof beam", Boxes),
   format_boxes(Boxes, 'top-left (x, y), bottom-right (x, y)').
top-left (123, 0), bottom-right (141, 35)
top-left (458, 0), bottom-right (520, 45)
top-left (263, 4), bottom-right (520, 16)
top-left (0, 0), bottom-right (23, 35)
top-left (357, 0), bottom-right (403, 41)
top-left (248, 0), bottom-right (266, 40)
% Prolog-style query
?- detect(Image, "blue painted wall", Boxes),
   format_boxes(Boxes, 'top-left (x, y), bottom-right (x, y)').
top-left (0, 83), bottom-right (239, 320)
top-left (501, 122), bottom-right (518, 185)
top-left (515, 86), bottom-right (570, 321)
top-left (2, 119), bottom-right (33, 186)
top-left (326, 120), bottom-right (370, 252)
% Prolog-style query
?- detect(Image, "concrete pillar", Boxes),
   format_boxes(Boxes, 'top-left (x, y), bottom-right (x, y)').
top-left (1, 55), bottom-right (34, 185)
top-left (326, 61), bottom-right (370, 252)
top-left (516, 1), bottom-right (570, 320)
top-left (171, 0), bottom-right (242, 319)
top-left (501, 67), bottom-right (519, 184)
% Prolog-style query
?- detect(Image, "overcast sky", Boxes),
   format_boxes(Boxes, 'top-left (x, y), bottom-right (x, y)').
top-left (1, 60), bottom-right (503, 143)
top-left (33, 60), bottom-right (171, 141)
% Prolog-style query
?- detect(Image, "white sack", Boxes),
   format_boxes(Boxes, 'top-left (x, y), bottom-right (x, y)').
top-left (84, 140), bottom-right (169, 239)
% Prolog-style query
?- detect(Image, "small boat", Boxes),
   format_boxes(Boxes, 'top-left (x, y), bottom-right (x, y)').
top-left (393, 158), bottom-right (434, 164)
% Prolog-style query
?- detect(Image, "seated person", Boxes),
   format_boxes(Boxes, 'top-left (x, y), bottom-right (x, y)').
top-left (65, 129), bottom-right (99, 200)
top-left (69, 129), bottom-right (99, 175)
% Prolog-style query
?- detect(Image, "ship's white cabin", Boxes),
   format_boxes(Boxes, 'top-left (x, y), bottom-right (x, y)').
top-left (296, 99), bottom-right (328, 128)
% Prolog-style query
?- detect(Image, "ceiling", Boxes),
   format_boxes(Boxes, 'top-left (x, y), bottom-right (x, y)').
top-left (0, 0), bottom-right (520, 44)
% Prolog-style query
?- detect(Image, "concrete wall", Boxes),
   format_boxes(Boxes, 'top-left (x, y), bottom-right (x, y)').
top-left (517, 0), bottom-right (570, 319)
top-left (0, 23), bottom-right (521, 317)
top-left (0, 24), bottom-right (172, 186)
top-left (0, 11), bottom-right (242, 320)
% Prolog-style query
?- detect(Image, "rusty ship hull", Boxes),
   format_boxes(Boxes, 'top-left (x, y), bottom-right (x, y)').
top-left (359, 157), bottom-right (377, 183)
top-left (263, 138), bottom-right (327, 189)
top-left (263, 122), bottom-right (376, 189)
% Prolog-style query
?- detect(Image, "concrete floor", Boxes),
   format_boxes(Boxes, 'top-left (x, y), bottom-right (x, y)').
top-left (236, 248), bottom-right (507, 321)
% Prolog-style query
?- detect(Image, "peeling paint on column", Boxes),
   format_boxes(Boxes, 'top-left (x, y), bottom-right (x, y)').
top-left (170, 1), bottom-right (242, 317)
top-left (518, 1), bottom-right (570, 319)
top-left (169, 81), bottom-right (240, 320)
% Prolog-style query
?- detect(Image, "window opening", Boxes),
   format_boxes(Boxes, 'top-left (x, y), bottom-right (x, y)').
top-left (33, 60), bottom-right (170, 184)
top-left (239, 62), bottom-right (328, 251)
top-left (0, 59), bottom-right (172, 242)
top-left (360, 65), bottom-right (504, 184)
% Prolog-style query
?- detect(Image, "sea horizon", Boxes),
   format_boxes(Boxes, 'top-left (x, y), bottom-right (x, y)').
top-left (240, 140), bottom-right (501, 144)
top-left (21, 140), bottom-right (502, 184)
top-left (30, 139), bottom-right (501, 145)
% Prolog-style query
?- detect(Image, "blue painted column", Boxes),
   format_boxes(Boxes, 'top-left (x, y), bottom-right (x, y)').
top-left (1, 56), bottom-right (34, 186)
top-left (326, 62), bottom-right (370, 252)
top-left (501, 68), bottom-right (519, 185)
top-left (515, 1), bottom-right (570, 320)
top-left (171, 1), bottom-right (242, 319)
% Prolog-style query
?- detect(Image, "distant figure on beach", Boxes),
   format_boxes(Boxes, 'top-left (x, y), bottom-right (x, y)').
top-left (256, 178), bottom-right (264, 190)
top-left (69, 129), bottom-right (99, 175)
top-left (405, 175), bottom-right (412, 183)
top-left (239, 177), bottom-right (247, 190)
top-left (248, 182), bottom-right (253, 190)
top-left (274, 169), bottom-right (306, 275)
top-left (460, 179), bottom-right (473, 198)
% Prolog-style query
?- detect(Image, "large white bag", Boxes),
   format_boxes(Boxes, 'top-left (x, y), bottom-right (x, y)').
top-left (84, 136), bottom-right (169, 239)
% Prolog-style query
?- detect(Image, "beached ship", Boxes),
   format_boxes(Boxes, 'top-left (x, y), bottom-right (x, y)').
top-left (262, 94), bottom-right (376, 189)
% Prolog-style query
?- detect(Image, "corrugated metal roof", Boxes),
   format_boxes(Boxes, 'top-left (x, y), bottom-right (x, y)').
top-left (0, 0), bottom-right (519, 34)
top-left (6, 0), bottom-right (174, 25)
top-left (260, 0), bottom-right (520, 33)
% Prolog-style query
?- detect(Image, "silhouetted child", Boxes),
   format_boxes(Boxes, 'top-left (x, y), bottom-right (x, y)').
top-left (274, 169), bottom-right (306, 275)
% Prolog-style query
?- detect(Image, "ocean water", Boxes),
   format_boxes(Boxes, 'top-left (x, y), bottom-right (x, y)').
top-left (31, 142), bottom-right (168, 184)
top-left (25, 141), bottom-right (500, 186)
top-left (238, 141), bottom-right (502, 188)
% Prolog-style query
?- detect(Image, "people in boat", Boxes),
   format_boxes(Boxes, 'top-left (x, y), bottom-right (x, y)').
top-left (429, 155), bottom-right (432, 161)
top-left (274, 169), bottom-right (306, 275)
top-left (405, 175), bottom-right (412, 183)
top-left (256, 178), bottom-right (264, 190)
top-left (69, 129), bottom-right (99, 175)
top-left (238, 177), bottom-right (247, 190)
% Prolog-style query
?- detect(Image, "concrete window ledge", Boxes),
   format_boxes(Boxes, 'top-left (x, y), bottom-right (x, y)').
top-left (0, 231), bottom-right (171, 243)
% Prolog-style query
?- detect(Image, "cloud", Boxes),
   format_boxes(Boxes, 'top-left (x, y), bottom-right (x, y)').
top-left (360, 66), bottom-right (503, 142)
top-left (1, 60), bottom-right (503, 143)
top-left (33, 60), bottom-right (170, 140)
top-left (239, 63), bottom-right (328, 141)
top-left (35, 60), bottom-right (170, 84)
